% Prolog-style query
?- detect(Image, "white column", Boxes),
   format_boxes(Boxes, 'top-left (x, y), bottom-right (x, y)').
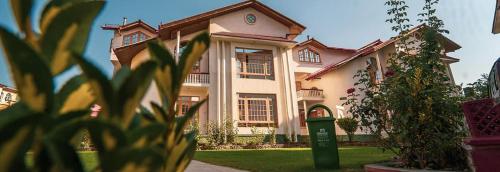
top-left (222, 41), bottom-right (227, 143)
top-left (375, 51), bottom-right (384, 82)
top-left (176, 30), bottom-right (181, 61)
top-left (216, 40), bottom-right (221, 128)
top-left (285, 48), bottom-right (300, 141)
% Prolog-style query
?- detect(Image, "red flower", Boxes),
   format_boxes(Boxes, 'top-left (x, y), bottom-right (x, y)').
top-left (347, 88), bottom-right (355, 94)
top-left (385, 70), bottom-right (395, 77)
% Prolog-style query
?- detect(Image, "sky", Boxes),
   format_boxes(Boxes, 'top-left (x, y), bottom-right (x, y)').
top-left (0, 0), bottom-right (497, 88)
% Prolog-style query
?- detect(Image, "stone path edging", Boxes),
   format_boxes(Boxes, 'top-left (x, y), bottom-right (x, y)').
top-left (186, 160), bottom-right (248, 172)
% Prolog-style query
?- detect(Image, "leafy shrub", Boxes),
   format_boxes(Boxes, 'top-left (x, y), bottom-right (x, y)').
top-left (249, 127), bottom-right (265, 145)
top-left (78, 129), bottom-right (94, 151)
top-left (224, 119), bottom-right (239, 144)
top-left (336, 118), bottom-right (358, 142)
top-left (267, 127), bottom-right (277, 145)
top-left (0, 1), bottom-right (209, 171)
top-left (341, 0), bottom-right (467, 169)
top-left (463, 74), bottom-right (489, 100)
top-left (206, 122), bottom-right (223, 146)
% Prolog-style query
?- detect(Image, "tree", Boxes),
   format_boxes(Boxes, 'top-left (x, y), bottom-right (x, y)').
top-left (343, 0), bottom-right (467, 169)
top-left (464, 73), bottom-right (489, 100)
top-left (336, 117), bottom-right (359, 142)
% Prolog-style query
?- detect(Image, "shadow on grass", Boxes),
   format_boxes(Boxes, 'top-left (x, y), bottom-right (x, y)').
top-left (194, 147), bottom-right (394, 172)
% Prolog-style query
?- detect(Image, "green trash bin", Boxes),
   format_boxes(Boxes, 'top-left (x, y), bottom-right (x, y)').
top-left (306, 104), bottom-right (340, 169)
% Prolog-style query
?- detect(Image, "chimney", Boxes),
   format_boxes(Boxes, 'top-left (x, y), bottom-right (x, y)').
top-left (307, 35), bottom-right (310, 40)
top-left (122, 17), bottom-right (128, 25)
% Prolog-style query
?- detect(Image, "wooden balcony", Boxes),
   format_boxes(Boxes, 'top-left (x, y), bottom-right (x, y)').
top-left (184, 73), bottom-right (210, 87)
top-left (297, 89), bottom-right (324, 101)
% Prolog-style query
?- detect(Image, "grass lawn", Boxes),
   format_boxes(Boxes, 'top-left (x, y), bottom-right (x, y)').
top-left (26, 147), bottom-right (392, 172)
top-left (194, 147), bottom-right (394, 172)
top-left (26, 151), bottom-right (98, 171)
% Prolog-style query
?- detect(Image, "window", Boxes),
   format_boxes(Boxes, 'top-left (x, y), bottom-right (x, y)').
top-left (5, 93), bottom-right (11, 102)
top-left (336, 105), bottom-right (345, 119)
top-left (176, 96), bottom-right (200, 116)
top-left (245, 14), bottom-right (257, 24)
top-left (192, 60), bottom-right (201, 73)
top-left (367, 57), bottom-right (379, 84)
top-left (299, 109), bottom-right (306, 127)
top-left (238, 94), bottom-right (277, 127)
top-left (298, 48), bottom-right (321, 63)
top-left (236, 48), bottom-right (274, 80)
top-left (122, 32), bottom-right (150, 46)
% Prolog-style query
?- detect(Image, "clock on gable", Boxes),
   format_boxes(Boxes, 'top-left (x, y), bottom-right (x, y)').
top-left (245, 13), bottom-right (257, 24)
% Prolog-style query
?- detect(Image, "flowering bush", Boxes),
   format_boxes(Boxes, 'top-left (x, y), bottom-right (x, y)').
top-left (342, 0), bottom-right (467, 170)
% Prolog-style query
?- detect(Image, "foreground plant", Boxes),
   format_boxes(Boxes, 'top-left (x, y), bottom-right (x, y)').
top-left (344, 0), bottom-right (467, 170)
top-left (0, 0), bottom-right (209, 171)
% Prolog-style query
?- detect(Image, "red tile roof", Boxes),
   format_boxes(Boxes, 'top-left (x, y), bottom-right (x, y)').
top-left (305, 39), bottom-right (383, 80)
top-left (296, 38), bottom-right (356, 53)
top-left (113, 37), bottom-right (157, 67)
top-left (305, 24), bottom-right (462, 80)
top-left (0, 84), bottom-right (17, 93)
top-left (102, 20), bottom-right (157, 34)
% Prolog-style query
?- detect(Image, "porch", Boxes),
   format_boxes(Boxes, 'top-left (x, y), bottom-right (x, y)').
top-left (184, 73), bottom-right (210, 87)
top-left (296, 88), bottom-right (324, 101)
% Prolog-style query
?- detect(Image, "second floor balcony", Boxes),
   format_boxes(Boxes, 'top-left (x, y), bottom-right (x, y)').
top-left (297, 88), bottom-right (324, 101)
top-left (184, 73), bottom-right (210, 87)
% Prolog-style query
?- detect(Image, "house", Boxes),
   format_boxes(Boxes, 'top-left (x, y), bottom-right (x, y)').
top-left (102, 0), bottom-right (461, 141)
top-left (300, 25), bottom-right (460, 135)
top-left (0, 84), bottom-right (18, 110)
top-left (494, 0), bottom-right (500, 34)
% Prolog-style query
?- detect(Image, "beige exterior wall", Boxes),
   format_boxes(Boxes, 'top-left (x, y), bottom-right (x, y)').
top-left (210, 8), bottom-right (290, 37)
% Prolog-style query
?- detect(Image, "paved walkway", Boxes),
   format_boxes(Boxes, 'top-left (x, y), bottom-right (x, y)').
top-left (186, 160), bottom-right (248, 172)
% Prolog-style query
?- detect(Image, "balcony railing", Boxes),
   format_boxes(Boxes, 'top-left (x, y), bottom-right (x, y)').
top-left (297, 89), bottom-right (324, 100)
top-left (184, 73), bottom-right (210, 85)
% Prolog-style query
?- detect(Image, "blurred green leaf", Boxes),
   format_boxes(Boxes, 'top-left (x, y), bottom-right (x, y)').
top-left (178, 33), bottom-right (210, 82)
top-left (0, 27), bottom-right (54, 112)
top-left (44, 120), bottom-right (86, 172)
top-left (56, 75), bottom-right (94, 114)
top-left (39, 0), bottom-right (105, 75)
top-left (40, 0), bottom-right (91, 31)
top-left (147, 40), bottom-right (177, 106)
top-left (127, 123), bottom-right (166, 147)
top-left (117, 61), bottom-right (157, 128)
top-left (0, 111), bottom-right (38, 171)
top-left (174, 100), bottom-right (205, 138)
top-left (9, 0), bottom-right (33, 35)
top-left (73, 53), bottom-right (114, 117)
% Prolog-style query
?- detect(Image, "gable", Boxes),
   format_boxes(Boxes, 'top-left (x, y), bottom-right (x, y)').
top-left (158, 0), bottom-right (305, 40)
top-left (210, 7), bottom-right (290, 38)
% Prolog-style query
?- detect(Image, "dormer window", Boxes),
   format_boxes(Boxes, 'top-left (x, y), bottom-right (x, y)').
top-left (122, 31), bottom-right (149, 46)
top-left (298, 48), bottom-right (321, 63)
